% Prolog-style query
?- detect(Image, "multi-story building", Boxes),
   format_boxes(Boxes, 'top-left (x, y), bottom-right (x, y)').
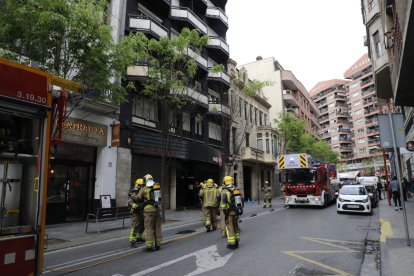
top-left (227, 59), bottom-right (281, 201)
top-left (239, 57), bottom-right (320, 140)
top-left (110, 0), bottom-right (231, 210)
top-left (309, 80), bottom-right (353, 161)
top-left (343, 54), bottom-right (386, 175)
top-left (361, 0), bottom-right (413, 179)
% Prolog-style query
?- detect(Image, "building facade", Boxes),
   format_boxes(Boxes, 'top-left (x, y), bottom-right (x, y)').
top-left (239, 57), bottom-right (320, 140)
top-left (111, 0), bottom-right (230, 210)
top-left (227, 59), bottom-right (281, 202)
top-left (343, 54), bottom-right (388, 176)
top-left (361, 0), bottom-right (414, 179)
top-left (309, 80), bottom-right (353, 161)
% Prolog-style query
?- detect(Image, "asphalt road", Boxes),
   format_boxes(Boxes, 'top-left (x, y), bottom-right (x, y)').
top-left (44, 203), bottom-right (379, 276)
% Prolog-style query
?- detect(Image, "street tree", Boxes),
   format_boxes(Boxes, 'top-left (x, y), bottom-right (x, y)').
top-left (126, 28), bottom-right (223, 220)
top-left (0, 0), bottom-right (137, 104)
top-left (275, 112), bottom-right (338, 163)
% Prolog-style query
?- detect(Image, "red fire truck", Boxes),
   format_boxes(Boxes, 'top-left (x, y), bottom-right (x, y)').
top-left (278, 153), bottom-right (338, 207)
top-left (0, 58), bottom-right (80, 275)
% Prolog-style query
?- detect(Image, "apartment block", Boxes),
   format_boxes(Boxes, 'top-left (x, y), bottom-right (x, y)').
top-left (343, 54), bottom-right (386, 175)
top-left (309, 80), bottom-right (352, 161)
top-left (239, 57), bottom-right (320, 140)
top-left (227, 59), bottom-right (282, 201)
top-left (111, 0), bottom-right (230, 210)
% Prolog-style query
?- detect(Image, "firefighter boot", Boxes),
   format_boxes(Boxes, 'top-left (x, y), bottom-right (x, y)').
top-left (206, 225), bottom-right (211, 232)
top-left (130, 242), bottom-right (137, 248)
top-left (226, 244), bottom-right (237, 250)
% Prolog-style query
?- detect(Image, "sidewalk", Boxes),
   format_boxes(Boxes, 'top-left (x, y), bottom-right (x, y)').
top-left (378, 196), bottom-right (414, 276)
top-left (45, 198), bottom-right (273, 252)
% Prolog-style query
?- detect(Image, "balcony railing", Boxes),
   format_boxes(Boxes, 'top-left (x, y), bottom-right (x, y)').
top-left (207, 70), bottom-right (230, 85)
top-left (282, 90), bottom-right (299, 107)
top-left (208, 101), bottom-right (230, 116)
top-left (241, 147), bottom-right (264, 162)
top-left (207, 36), bottom-right (229, 55)
top-left (187, 47), bottom-right (208, 69)
top-left (170, 87), bottom-right (208, 105)
top-left (170, 6), bottom-right (207, 34)
top-left (206, 7), bottom-right (228, 26)
top-left (128, 14), bottom-right (168, 38)
top-left (126, 64), bottom-right (149, 79)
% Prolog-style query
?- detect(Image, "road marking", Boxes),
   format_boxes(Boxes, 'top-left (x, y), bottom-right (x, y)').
top-left (283, 236), bottom-right (363, 276)
top-left (379, 219), bottom-right (394, 242)
top-left (128, 245), bottom-right (233, 276)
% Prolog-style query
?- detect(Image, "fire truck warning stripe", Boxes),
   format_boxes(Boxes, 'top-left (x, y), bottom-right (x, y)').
top-left (300, 154), bottom-right (306, 168)
top-left (279, 156), bottom-right (284, 168)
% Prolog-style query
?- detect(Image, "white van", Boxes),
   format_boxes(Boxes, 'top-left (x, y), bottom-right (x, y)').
top-left (357, 176), bottom-right (379, 187)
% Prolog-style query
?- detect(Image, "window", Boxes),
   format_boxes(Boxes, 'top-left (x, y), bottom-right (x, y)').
top-left (352, 92), bottom-right (360, 97)
top-left (132, 96), bottom-right (158, 122)
top-left (254, 108), bottom-right (258, 125)
top-left (357, 128), bottom-right (365, 134)
top-left (182, 112), bottom-right (191, 131)
top-left (264, 114), bottom-right (267, 126)
top-left (195, 116), bottom-right (203, 135)
top-left (209, 122), bottom-right (222, 141)
top-left (232, 127), bottom-right (237, 154)
top-left (250, 104), bottom-right (253, 123)
top-left (257, 139), bottom-right (263, 151)
top-left (356, 119), bottom-right (364, 125)
top-left (239, 97), bottom-right (243, 117)
top-left (353, 101), bottom-right (361, 106)
top-left (373, 31), bottom-right (384, 58)
top-left (259, 111), bottom-right (263, 125)
top-left (266, 139), bottom-right (270, 153)
top-left (350, 82), bottom-right (360, 90)
top-left (244, 101), bottom-right (248, 120)
top-left (357, 138), bottom-right (365, 144)
top-left (245, 133), bottom-right (250, 147)
top-left (355, 109), bottom-right (363, 115)
top-left (368, 0), bottom-right (375, 12)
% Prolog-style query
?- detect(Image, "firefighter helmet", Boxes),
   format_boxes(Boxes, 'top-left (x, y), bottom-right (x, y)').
top-left (144, 174), bottom-right (154, 187)
top-left (223, 176), bottom-right (234, 185)
top-left (206, 179), bottom-right (214, 184)
top-left (135, 178), bottom-right (144, 187)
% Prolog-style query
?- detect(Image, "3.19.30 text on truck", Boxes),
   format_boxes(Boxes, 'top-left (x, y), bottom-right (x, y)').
top-left (278, 154), bottom-right (337, 207)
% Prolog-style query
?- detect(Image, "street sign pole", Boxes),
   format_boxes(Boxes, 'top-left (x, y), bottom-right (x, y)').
top-left (388, 113), bottom-right (411, 246)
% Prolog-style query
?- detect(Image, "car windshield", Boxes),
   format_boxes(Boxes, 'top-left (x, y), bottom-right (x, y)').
top-left (340, 186), bottom-right (367, 195)
top-left (286, 169), bottom-right (315, 185)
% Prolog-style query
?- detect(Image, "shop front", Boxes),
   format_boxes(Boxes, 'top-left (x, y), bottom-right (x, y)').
top-left (46, 117), bottom-right (108, 224)
top-left (131, 128), bottom-right (224, 210)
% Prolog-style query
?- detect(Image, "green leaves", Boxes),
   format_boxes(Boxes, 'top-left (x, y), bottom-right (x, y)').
top-left (276, 112), bottom-right (339, 164)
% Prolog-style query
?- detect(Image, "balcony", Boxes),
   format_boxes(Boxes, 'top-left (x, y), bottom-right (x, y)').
top-left (207, 36), bottom-right (229, 56)
top-left (208, 101), bottom-right (230, 117)
top-left (126, 63), bottom-right (149, 80)
top-left (187, 47), bottom-right (208, 70)
top-left (206, 7), bottom-right (228, 27)
top-left (284, 107), bottom-right (299, 116)
top-left (282, 90), bottom-right (299, 107)
top-left (170, 86), bottom-right (208, 106)
top-left (170, 6), bottom-right (208, 35)
top-left (241, 147), bottom-right (264, 162)
top-left (319, 114), bottom-right (329, 123)
top-left (336, 111), bottom-right (350, 117)
top-left (128, 14), bottom-right (168, 39)
top-left (207, 69), bottom-right (230, 86)
top-left (364, 108), bottom-right (379, 115)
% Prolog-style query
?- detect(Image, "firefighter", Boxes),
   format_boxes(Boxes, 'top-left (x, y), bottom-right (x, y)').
top-left (128, 187), bottom-right (140, 247)
top-left (218, 181), bottom-right (227, 238)
top-left (221, 176), bottom-right (244, 249)
top-left (138, 174), bottom-right (162, 252)
top-left (198, 181), bottom-right (206, 224)
top-left (134, 178), bottom-right (145, 242)
top-left (199, 179), bottom-right (219, 232)
top-left (262, 180), bottom-right (272, 208)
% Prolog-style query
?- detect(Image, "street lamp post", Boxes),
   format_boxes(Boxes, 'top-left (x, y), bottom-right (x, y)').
top-left (256, 152), bottom-right (260, 205)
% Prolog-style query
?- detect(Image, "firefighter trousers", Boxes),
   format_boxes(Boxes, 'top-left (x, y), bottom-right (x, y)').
top-left (203, 206), bottom-right (217, 229)
top-left (143, 209), bottom-right (162, 249)
top-left (225, 211), bottom-right (239, 245)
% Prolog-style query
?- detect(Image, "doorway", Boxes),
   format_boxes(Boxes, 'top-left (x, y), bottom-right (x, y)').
top-left (47, 164), bottom-right (94, 223)
top-left (243, 166), bottom-right (252, 201)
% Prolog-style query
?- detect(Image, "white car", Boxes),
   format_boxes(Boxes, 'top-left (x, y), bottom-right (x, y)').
top-left (336, 185), bottom-right (373, 215)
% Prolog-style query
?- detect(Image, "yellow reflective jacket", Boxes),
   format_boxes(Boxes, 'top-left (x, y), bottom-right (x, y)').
top-left (199, 183), bottom-right (218, 207)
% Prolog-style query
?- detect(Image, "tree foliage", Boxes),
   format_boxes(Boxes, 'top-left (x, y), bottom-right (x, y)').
top-left (275, 112), bottom-right (339, 164)
top-left (0, 0), bottom-right (137, 104)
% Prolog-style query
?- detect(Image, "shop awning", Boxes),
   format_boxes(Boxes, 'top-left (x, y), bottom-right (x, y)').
top-left (338, 170), bottom-right (360, 179)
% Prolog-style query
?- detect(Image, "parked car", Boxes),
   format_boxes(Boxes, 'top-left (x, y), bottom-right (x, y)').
top-left (336, 185), bottom-right (373, 215)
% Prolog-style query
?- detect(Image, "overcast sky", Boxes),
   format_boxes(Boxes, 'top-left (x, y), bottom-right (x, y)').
top-left (226, 0), bottom-right (367, 91)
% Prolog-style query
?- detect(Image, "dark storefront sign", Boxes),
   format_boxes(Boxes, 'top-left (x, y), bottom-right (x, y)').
top-left (63, 118), bottom-right (107, 146)
top-left (132, 128), bottom-right (222, 166)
